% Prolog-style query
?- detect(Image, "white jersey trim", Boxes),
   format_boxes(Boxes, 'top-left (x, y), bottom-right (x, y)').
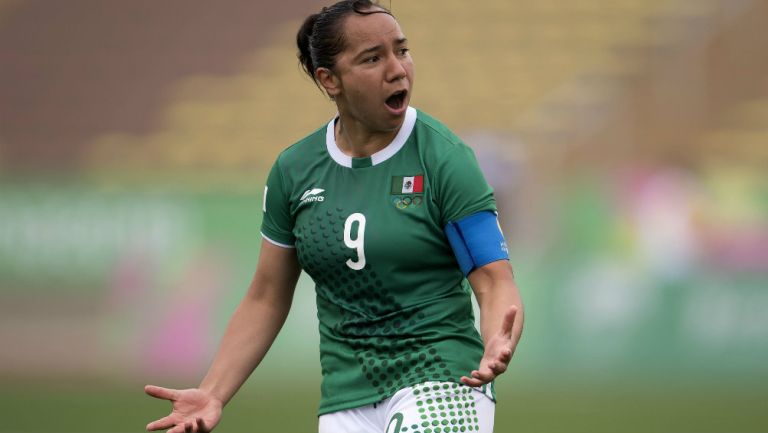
top-left (325, 106), bottom-right (417, 168)
top-left (261, 232), bottom-right (295, 249)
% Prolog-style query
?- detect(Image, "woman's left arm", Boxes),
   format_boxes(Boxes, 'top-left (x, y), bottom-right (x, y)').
top-left (460, 260), bottom-right (524, 387)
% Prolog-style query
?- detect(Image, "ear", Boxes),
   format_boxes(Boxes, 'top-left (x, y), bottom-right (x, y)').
top-left (315, 67), bottom-right (341, 99)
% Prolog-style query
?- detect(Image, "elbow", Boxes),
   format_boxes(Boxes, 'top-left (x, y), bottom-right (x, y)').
top-left (244, 278), bottom-right (295, 315)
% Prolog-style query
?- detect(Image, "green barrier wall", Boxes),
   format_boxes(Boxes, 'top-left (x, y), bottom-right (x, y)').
top-left (1, 182), bottom-right (766, 382)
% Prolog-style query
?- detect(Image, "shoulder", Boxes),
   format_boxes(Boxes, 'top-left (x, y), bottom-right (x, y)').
top-left (273, 123), bottom-right (328, 170)
top-left (413, 108), bottom-right (475, 165)
top-left (414, 109), bottom-right (465, 149)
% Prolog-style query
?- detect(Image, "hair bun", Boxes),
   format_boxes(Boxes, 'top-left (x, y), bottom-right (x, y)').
top-left (296, 1), bottom-right (388, 90)
top-left (296, 12), bottom-right (320, 77)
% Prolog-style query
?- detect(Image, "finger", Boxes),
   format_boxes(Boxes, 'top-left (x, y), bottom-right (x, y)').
top-left (185, 421), bottom-right (194, 433)
top-left (196, 418), bottom-right (208, 433)
top-left (489, 361), bottom-right (508, 375)
top-left (471, 368), bottom-right (496, 383)
top-left (167, 424), bottom-right (187, 433)
top-left (488, 346), bottom-right (513, 367)
top-left (500, 347), bottom-right (513, 363)
top-left (460, 375), bottom-right (484, 387)
top-left (499, 306), bottom-right (518, 338)
top-left (146, 415), bottom-right (178, 431)
top-left (144, 385), bottom-right (180, 401)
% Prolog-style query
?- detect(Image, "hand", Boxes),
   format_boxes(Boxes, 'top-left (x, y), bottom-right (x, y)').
top-left (145, 385), bottom-right (222, 433)
top-left (460, 305), bottom-right (519, 387)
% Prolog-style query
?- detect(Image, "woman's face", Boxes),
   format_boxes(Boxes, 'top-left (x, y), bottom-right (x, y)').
top-left (323, 10), bottom-right (414, 132)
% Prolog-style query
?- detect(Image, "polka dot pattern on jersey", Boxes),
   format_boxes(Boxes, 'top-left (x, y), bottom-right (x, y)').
top-left (295, 207), bottom-right (453, 401)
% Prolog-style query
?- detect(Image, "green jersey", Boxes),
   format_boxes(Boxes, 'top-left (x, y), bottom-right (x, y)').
top-left (261, 107), bottom-right (497, 415)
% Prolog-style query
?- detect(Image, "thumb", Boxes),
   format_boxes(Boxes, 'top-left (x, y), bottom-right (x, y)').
top-left (499, 305), bottom-right (517, 338)
top-left (144, 385), bottom-right (180, 401)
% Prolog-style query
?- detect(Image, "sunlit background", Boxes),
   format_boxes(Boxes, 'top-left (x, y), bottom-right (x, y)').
top-left (1, 0), bottom-right (766, 432)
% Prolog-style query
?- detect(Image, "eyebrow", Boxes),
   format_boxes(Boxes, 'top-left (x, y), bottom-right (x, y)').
top-left (355, 37), bottom-right (408, 59)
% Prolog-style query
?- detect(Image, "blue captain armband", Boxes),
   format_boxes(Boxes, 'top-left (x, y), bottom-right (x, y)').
top-left (445, 210), bottom-right (509, 276)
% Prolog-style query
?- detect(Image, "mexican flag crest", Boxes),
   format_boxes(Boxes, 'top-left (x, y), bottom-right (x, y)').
top-left (391, 175), bottom-right (424, 194)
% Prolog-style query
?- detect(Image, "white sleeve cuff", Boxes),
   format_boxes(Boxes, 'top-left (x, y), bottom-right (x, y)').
top-left (261, 232), bottom-right (295, 249)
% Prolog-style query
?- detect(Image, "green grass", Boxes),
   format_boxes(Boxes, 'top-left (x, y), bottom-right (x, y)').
top-left (1, 378), bottom-right (765, 433)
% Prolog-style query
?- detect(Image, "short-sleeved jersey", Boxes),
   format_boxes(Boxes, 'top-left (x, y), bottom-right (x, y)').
top-left (261, 107), bottom-right (497, 415)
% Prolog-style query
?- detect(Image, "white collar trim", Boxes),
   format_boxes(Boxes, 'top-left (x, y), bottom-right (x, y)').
top-left (325, 106), bottom-right (417, 168)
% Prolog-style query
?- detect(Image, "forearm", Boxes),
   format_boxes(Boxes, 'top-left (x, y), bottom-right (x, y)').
top-left (478, 283), bottom-right (523, 345)
top-left (196, 240), bottom-right (300, 406)
top-left (471, 261), bottom-right (524, 345)
top-left (199, 292), bottom-right (292, 406)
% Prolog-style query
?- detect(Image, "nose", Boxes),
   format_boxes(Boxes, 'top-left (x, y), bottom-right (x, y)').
top-left (385, 53), bottom-right (407, 82)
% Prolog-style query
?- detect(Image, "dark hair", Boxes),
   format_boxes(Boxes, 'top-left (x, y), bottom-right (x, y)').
top-left (296, 0), bottom-right (392, 87)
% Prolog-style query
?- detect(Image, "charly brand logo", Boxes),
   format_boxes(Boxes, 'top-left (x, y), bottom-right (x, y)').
top-left (300, 188), bottom-right (325, 205)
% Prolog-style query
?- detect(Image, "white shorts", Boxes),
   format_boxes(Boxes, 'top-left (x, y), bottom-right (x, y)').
top-left (318, 381), bottom-right (496, 433)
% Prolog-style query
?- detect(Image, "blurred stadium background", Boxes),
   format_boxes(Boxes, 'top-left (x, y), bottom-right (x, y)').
top-left (1, 0), bottom-right (767, 431)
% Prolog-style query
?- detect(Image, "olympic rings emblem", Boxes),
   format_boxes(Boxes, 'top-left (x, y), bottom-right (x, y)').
top-left (392, 195), bottom-right (423, 209)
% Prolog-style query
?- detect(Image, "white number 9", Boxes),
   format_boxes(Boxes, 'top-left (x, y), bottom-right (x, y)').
top-left (343, 213), bottom-right (366, 270)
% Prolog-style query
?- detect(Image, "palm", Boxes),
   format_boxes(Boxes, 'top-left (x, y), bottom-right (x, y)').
top-left (478, 333), bottom-right (513, 372)
top-left (145, 385), bottom-right (222, 433)
top-left (168, 389), bottom-right (219, 424)
top-left (460, 306), bottom-right (519, 387)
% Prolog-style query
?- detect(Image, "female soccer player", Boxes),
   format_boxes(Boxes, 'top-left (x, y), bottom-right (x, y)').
top-left (144, 1), bottom-right (523, 432)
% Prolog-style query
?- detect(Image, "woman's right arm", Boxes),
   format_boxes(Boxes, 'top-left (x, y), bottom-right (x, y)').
top-left (145, 239), bottom-right (301, 433)
top-left (199, 238), bottom-right (301, 403)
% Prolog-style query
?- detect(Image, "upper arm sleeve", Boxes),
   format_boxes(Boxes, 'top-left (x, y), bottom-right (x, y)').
top-left (260, 158), bottom-right (296, 247)
top-left (435, 144), bottom-right (497, 226)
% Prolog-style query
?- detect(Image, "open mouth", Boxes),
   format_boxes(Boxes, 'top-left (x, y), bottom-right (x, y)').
top-left (385, 90), bottom-right (407, 110)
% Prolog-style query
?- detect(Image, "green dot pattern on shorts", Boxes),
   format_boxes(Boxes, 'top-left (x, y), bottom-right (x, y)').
top-left (405, 382), bottom-right (480, 433)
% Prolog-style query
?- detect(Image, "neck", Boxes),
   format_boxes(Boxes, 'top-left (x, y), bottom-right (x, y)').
top-left (335, 112), bottom-right (401, 158)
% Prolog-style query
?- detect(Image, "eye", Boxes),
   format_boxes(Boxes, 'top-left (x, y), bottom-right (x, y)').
top-left (398, 48), bottom-right (410, 56)
top-left (363, 55), bottom-right (380, 64)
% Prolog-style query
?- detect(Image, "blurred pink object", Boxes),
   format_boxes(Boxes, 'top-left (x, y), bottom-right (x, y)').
top-left (144, 251), bottom-right (227, 377)
top-left (706, 226), bottom-right (768, 272)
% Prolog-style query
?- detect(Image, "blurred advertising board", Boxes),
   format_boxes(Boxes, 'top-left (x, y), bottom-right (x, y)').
top-left (0, 177), bottom-right (766, 385)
